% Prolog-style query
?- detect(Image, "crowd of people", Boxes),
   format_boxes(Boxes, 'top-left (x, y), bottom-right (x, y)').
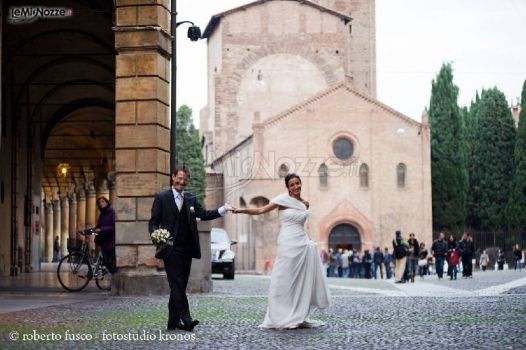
top-left (321, 231), bottom-right (524, 282)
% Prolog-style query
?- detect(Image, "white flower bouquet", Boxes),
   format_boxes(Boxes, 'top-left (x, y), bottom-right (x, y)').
top-left (151, 228), bottom-right (173, 259)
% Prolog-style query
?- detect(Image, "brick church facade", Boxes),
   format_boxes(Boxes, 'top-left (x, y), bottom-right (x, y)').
top-left (200, 0), bottom-right (432, 273)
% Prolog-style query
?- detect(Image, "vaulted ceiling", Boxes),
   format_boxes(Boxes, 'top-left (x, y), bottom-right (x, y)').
top-left (2, 0), bottom-right (115, 192)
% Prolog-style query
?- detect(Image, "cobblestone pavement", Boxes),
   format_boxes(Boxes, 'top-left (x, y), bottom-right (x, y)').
top-left (1, 270), bottom-right (525, 349)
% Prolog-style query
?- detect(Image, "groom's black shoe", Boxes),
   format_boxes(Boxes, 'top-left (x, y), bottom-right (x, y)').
top-left (167, 320), bottom-right (184, 331)
top-left (180, 319), bottom-right (199, 331)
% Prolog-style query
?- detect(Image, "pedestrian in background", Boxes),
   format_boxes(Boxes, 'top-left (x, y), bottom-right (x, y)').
top-left (54, 235), bottom-right (61, 262)
top-left (448, 247), bottom-right (459, 280)
top-left (479, 250), bottom-right (489, 271)
top-left (407, 233), bottom-right (419, 283)
top-left (431, 232), bottom-right (448, 280)
top-left (497, 249), bottom-right (506, 270)
top-left (393, 230), bottom-right (409, 283)
top-left (513, 244), bottom-right (523, 271)
top-left (373, 246), bottom-right (384, 279)
top-left (94, 196), bottom-right (117, 274)
top-left (342, 249), bottom-right (350, 277)
top-left (384, 247), bottom-right (393, 279)
top-left (363, 249), bottom-right (373, 279)
top-left (418, 242), bottom-right (429, 278)
top-left (352, 251), bottom-right (362, 278)
top-left (336, 248), bottom-right (343, 277)
top-left (446, 234), bottom-right (457, 280)
top-left (458, 233), bottom-right (474, 278)
top-left (328, 248), bottom-right (336, 277)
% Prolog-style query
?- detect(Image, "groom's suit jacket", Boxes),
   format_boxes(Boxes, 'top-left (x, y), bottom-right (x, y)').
top-left (148, 189), bottom-right (221, 259)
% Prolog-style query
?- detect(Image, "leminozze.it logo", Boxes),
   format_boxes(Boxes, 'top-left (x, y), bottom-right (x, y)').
top-left (8, 6), bottom-right (73, 25)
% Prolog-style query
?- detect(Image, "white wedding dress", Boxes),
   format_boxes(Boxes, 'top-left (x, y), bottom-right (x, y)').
top-left (260, 193), bottom-right (330, 329)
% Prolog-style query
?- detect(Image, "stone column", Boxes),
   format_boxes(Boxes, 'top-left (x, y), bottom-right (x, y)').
top-left (44, 202), bottom-right (54, 263)
top-left (112, 0), bottom-right (172, 295)
top-left (52, 199), bottom-right (61, 260)
top-left (69, 193), bottom-right (77, 240)
top-left (85, 185), bottom-right (97, 251)
top-left (86, 185), bottom-right (97, 228)
top-left (77, 189), bottom-right (86, 239)
top-left (60, 196), bottom-right (69, 257)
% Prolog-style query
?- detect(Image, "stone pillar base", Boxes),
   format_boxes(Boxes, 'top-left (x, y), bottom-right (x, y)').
top-left (112, 268), bottom-right (169, 296)
top-left (112, 221), bottom-right (214, 295)
top-left (187, 221), bottom-right (213, 293)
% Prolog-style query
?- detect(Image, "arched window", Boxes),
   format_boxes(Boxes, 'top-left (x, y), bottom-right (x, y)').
top-left (397, 163), bottom-right (407, 188)
top-left (319, 163), bottom-right (328, 188)
top-left (278, 164), bottom-right (289, 178)
top-left (359, 163), bottom-right (369, 188)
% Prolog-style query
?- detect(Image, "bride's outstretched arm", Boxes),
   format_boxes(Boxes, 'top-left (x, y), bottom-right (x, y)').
top-left (233, 202), bottom-right (279, 215)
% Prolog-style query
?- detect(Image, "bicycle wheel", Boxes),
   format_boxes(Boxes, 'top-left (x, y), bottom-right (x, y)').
top-left (95, 265), bottom-right (112, 291)
top-left (57, 253), bottom-right (92, 292)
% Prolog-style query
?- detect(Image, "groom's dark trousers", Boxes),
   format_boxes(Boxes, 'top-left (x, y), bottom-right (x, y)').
top-left (149, 189), bottom-right (221, 327)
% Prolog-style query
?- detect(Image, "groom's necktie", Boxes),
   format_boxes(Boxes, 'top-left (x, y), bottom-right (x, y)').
top-left (175, 192), bottom-right (183, 212)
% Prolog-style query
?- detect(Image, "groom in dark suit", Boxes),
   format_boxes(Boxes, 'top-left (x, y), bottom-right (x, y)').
top-left (149, 166), bottom-right (228, 331)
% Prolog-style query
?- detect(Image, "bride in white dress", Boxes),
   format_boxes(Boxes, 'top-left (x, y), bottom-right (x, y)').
top-left (234, 173), bottom-right (330, 329)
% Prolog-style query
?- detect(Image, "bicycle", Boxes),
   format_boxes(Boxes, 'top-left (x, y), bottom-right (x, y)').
top-left (57, 228), bottom-right (112, 292)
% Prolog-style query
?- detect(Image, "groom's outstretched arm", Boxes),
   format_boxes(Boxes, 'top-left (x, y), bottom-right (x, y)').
top-left (193, 198), bottom-right (224, 221)
top-left (149, 193), bottom-right (162, 234)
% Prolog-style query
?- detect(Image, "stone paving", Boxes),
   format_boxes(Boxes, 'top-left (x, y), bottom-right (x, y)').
top-left (0, 270), bottom-right (525, 349)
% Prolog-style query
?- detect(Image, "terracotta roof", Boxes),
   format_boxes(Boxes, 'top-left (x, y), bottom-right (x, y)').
top-left (202, 0), bottom-right (352, 38)
top-left (258, 82), bottom-right (426, 130)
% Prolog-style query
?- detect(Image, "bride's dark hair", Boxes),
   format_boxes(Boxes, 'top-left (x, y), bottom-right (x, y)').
top-left (284, 173), bottom-right (301, 187)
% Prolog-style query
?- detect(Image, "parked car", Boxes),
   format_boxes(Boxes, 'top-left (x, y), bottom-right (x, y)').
top-left (211, 228), bottom-right (237, 279)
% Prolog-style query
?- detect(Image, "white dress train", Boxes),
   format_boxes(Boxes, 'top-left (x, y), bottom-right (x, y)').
top-left (260, 193), bottom-right (330, 329)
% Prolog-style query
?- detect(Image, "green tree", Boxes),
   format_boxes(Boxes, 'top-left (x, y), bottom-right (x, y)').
top-left (471, 88), bottom-right (516, 230)
top-left (175, 105), bottom-right (206, 203)
top-left (466, 92), bottom-right (481, 228)
top-left (428, 63), bottom-right (468, 232)
top-left (506, 80), bottom-right (526, 229)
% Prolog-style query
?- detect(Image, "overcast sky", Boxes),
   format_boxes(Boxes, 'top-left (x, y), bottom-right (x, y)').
top-left (176, 0), bottom-right (526, 125)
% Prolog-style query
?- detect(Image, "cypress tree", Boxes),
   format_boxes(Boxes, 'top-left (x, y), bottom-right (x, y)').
top-left (471, 88), bottom-right (516, 230)
top-left (175, 105), bottom-right (206, 203)
top-left (466, 93), bottom-right (481, 228)
top-left (506, 80), bottom-right (526, 229)
top-left (428, 63), bottom-right (468, 232)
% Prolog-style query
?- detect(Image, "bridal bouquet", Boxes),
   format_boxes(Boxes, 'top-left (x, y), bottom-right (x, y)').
top-left (150, 229), bottom-right (173, 259)
top-left (150, 228), bottom-right (170, 245)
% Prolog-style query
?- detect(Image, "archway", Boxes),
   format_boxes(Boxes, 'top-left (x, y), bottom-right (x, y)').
top-left (329, 223), bottom-right (362, 252)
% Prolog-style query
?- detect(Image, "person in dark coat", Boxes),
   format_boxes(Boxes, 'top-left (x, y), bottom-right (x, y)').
top-left (54, 236), bottom-right (61, 262)
top-left (94, 196), bottom-right (116, 274)
top-left (373, 246), bottom-right (384, 279)
top-left (407, 233), bottom-right (420, 283)
top-left (362, 249), bottom-right (373, 279)
top-left (149, 166), bottom-right (230, 332)
top-left (431, 232), bottom-right (447, 279)
top-left (513, 244), bottom-right (523, 271)
top-left (497, 249), bottom-right (506, 270)
top-left (458, 232), bottom-right (475, 278)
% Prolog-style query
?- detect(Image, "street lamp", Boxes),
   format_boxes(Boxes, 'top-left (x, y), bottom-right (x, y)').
top-left (170, 1), bottom-right (202, 178)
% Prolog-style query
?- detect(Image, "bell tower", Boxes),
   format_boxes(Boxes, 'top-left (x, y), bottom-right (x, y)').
top-left (310, 0), bottom-right (376, 98)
